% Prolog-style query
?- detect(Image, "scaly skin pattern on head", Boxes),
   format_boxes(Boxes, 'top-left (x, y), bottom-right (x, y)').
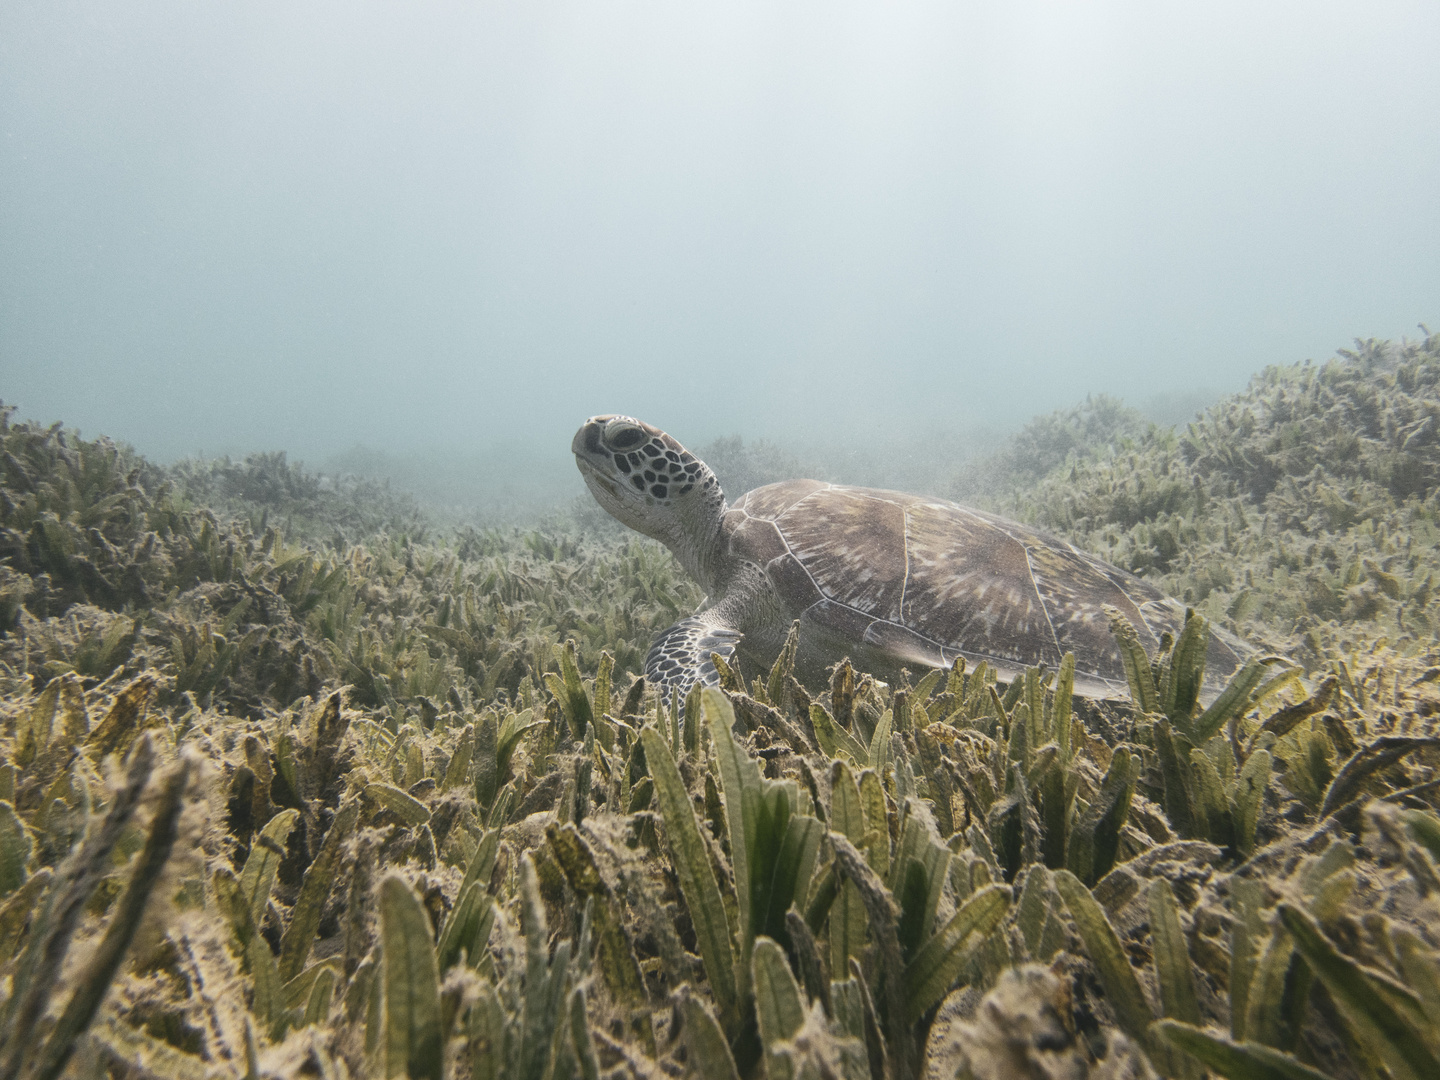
top-left (572, 415), bottom-right (757, 700)
top-left (572, 416), bottom-right (729, 594)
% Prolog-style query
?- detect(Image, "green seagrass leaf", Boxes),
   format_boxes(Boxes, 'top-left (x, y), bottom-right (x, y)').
top-left (558, 639), bottom-right (594, 738)
top-left (379, 875), bottom-right (443, 1080)
top-left (753, 936), bottom-right (807, 1049)
top-left (474, 710), bottom-right (499, 808)
top-left (1244, 925), bottom-right (1306, 1051)
top-left (1149, 879), bottom-right (1202, 1077)
top-left (497, 710), bottom-right (543, 770)
top-left (451, 827), bottom-right (501, 918)
top-left (249, 909), bottom-right (286, 1041)
top-left (1279, 903), bottom-right (1440, 1080)
top-left (858, 771), bottom-right (890, 879)
top-left (1391, 927), bottom-right (1440, 1031)
top-left (706, 688), bottom-right (761, 948)
top-left (1146, 881), bottom-right (1203, 1025)
top-left (892, 814), bottom-right (950, 952)
top-left (469, 980), bottom-right (505, 1080)
top-left (684, 682), bottom-right (703, 755)
top-left (1191, 657), bottom-right (1286, 744)
top-left (435, 883), bottom-right (494, 973)
top-left (831, 762), bottom-right (866, 841)
top-left (365, 783), bottom-right (430, 827)
top-left (443, 724), bottom-right (475, 791)
top-left (902, 884), bottom-right (1009, 1022)
top-left (595, 651), bottom-right (614, 727)
top-left (760, 814), bottom-right (822, 945)
top-left (914, 728), bottom-right (955, 838)
top-left (1229, 879), bottom-right (1263, 1042)
top-left (1188, 749), bottom-right (1233, 849)
top-left (1106, 609), bottom-right (1159, 714)
top-left (302, 966), bottom-right (335, 1028)
top-left (1055, 870), bottom-right (1154, 1048)
top-left (280, 958), bottom-right (343, 1011)
top-left (1153, 1021), bottom-right (1335, 1080)
top-left (680, 990), bottom-right (741, 1080)
top-left (767, 622), bottom-right (799, 708)
top-left (1024, 669), bottom-right (1044, 754)
top-left (570, 986), bottom-right (601, 1080)
top-left (1015, 864), bottom-right (1050, 958)
top-left (0, 869), bottom-right (50, 965)
top-left (1320, 736), bottom-right (1440, 819)
top-left (811, 702), bottom-right (867, 765)
top-left (1231, 749), bottom-right (1272, 856)
top-left (868, 709), bottom-right (893, 775)
top-left (238, 808), bottom-right (298, 926)
top-left (1153, 722), bottom-right (1196, 839)
top-left (1050, 653), bottom-right (1076, 757)
top-left (641, 724), bottom-right (739, 1031)
top-left (16, 680), bottom-right (57, 766)
top-left (1162, 611), bottom-right (1210, 725)
top-left (279, 799), bottom-right (358, 982)
top-left (1066, 748), bottom-right (1134, 885)
top-left (829, 763), bottom-right (869, 973)
top-left (0, 803), bottom-right (29, 899)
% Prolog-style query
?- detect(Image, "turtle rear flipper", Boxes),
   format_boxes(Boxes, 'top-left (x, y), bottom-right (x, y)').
top-left (645, 617), bottom-right (742, 704)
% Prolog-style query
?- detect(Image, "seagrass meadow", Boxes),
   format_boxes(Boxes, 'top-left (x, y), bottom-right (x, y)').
top-left (4, 335), bottom-right (1440, 1080)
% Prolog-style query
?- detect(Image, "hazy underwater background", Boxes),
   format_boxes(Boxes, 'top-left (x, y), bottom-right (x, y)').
top-left (2, 0), bottom-right (1438, 518)
top-left (6, 7), bottom-right (1440, 1080)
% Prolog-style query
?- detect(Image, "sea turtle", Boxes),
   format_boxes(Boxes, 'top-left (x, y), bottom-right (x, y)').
top-left (573, 415), bottom-right (1247, 702)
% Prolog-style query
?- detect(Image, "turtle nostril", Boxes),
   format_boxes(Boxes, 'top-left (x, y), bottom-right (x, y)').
top-left (585, 425), bottom-right (602, 453)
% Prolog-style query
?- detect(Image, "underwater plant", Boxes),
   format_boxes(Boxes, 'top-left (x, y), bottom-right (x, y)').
top-left (0, 335), bottom-right (1439, 1078)
top-left (993, 332), bottom-right (1440, 660)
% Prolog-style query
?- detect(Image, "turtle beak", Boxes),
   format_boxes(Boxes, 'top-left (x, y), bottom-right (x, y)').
top-left (572, 418), bottom-right (606, 457)
top-left (573, 418), bottom-right (620, 499)
top-left (576, 458), bottom-right (619, 497)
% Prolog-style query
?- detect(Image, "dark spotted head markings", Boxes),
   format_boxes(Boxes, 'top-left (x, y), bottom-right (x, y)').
top-left (588, 431), bottom-right (702, 503)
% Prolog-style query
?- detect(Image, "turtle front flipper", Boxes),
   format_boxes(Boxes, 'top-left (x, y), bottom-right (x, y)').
top-left (645, 616), bottom-right (742, 703)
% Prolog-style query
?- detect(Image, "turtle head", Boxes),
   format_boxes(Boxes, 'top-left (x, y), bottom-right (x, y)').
top-left (573, 415), bottom-right (726, 581)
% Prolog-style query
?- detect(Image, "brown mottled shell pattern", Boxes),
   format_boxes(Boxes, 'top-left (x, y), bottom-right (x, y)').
top-left (723, 480), bottom-right (1246, 697)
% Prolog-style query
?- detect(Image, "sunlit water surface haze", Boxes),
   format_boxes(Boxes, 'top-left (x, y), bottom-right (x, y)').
top-left (2, 0), bottom-right (1437, 513)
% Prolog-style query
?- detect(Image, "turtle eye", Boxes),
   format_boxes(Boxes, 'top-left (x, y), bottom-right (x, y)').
top-left (603, 419), bottom-right (646, 451)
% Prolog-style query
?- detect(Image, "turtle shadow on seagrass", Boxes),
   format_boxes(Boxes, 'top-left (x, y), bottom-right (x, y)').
top-left (573, 415), bottom-right (1251, 703)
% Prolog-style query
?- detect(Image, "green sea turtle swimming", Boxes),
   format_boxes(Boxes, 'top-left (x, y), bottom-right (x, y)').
top-left (573, 415), bottom-right (1247, 702)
